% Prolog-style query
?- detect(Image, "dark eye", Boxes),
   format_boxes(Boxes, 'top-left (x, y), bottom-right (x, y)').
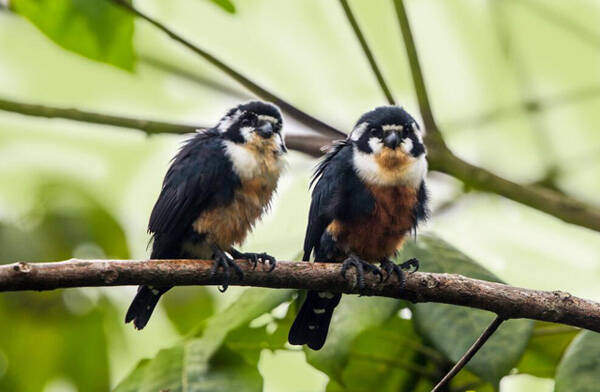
top-left (240, 117), bottom-right (255, 127)
top-left (371, 128), bottom-right (383, 138)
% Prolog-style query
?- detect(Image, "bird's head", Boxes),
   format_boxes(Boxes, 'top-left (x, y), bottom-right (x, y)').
top-left (349, 106), bottom-right (427, 186)
top-left (217, 101), bottom-right (286, 155)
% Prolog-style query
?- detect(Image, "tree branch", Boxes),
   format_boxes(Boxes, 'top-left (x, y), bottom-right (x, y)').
top-left (2, 259), bottom-right (600, 334)
top-left (339, 0), bottom-right (395, 105)
top-left (2, 96), bottom-right (600, 230)
top-left (432, 315), bottom-right (506, 392)
top-left (110, 0), bottom-right (345, 139)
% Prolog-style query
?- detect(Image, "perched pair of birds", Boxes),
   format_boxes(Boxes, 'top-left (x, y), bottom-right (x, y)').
top-left (125, 101), bottom-right (429, 350)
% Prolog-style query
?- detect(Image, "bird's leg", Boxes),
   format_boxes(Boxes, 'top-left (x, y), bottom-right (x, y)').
top-left (230, 247), bottom-right (277, 272)
top-left (210, 245), bottom-right (244, 292)
top-left (380, 257), bottom-right (419, 288)
top-left (341, 253), bottom-right (383, 290)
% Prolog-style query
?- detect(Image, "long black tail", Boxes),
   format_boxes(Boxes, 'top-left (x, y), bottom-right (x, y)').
top-left (288, 290), bottom-right (342, 350)
top-left (125, 285), bottom-right (170, 330)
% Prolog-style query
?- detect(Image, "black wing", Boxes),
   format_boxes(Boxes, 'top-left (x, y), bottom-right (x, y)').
top-left (149, 130), bottom-right (240, 258)
top-left (302, 141), bottom-right (374, 261)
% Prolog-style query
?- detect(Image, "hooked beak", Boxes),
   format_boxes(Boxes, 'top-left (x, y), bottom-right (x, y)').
top-left (256, 122), bottom-right (273, 139)
top-left (383, 132), bottom-right (400, 149)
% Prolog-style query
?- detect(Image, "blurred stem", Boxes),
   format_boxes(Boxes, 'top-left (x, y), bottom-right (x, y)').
top-left (2, 95), bottom-right (600, 230)
top-left (532, 325), bottom-right (578, 337)
top-left (338, 0), bottom-right (395, 104)
top-left (513, 0), bottom-right (600, 49)
top-left (392, 0), bottom-right (443, 144)
top-left (432, 316), bottom-right (506, 392)
top-left (110, 0), bottom-right (345, 139)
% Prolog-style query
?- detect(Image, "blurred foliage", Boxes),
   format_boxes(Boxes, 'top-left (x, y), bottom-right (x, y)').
top-left (1, 0), bottom-right (600, 391)
top-left (11, 0), bottom-right (135, 70)
top-left (401, 236), bottom-right (534, 386)
top-left (554, 331), bottom-right (600, 392)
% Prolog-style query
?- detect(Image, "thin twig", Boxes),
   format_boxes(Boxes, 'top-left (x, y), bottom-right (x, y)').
top-left (432, 316), bottom-right (506, 392)
top-left (3, 259), bottom-right (600, 334)
top-left (392, 0), bottom-right (441, 141)
top-left (110, 0), bottom-right (345, 138)
top-left (339, 0), bottom-right (395, 104)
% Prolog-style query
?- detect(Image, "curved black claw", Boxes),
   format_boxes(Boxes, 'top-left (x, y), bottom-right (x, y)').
top-left (341, 254), bottom-right (382, 290)
top-left (400, 257), bottom-right (419, 273)
top-left (211, 247), bottom-right (244, 292)
top-left (231, 249), bottom-right (277, 272)
top-left (380, 258), bottom-right (419, 288)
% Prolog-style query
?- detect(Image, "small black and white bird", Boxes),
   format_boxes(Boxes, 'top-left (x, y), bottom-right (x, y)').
top-left (126, 101), bottom-right (287, 330)
top-left (288, 106), bottom-right (428, 350)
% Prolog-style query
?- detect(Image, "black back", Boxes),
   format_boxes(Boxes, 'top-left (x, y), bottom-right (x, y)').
top-left (149, 129), bottom-right (241, 258)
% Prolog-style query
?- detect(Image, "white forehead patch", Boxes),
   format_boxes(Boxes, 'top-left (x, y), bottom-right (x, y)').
top-left (217, 109), bottom-right (242, 132)
top-left (257, 114), bottom-right (279, 124)
top-left (350, 122), bottom-right (369, 141)
top-left (382, 124), bottom-right (404, 131)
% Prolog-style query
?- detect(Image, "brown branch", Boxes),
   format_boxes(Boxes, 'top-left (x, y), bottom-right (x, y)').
top-left (110, 0), bottom-right (345, 139)
top-left (432, 316), bottom-right (506, 391)
top-left (3, 259), bottom-right (600, 333)
top-left (2, 96), bottom-right (600, 231)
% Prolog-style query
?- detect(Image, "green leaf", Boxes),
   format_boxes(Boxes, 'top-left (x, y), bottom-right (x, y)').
top-left (114, 288), bottom-right (294, 392)
top-left (555, 330), bottom-right (600, 392)
top-left (517, 322), bottom-right (579, 378)
top-left (163, 286), bottom-right (215, 335)
top-left (399, 235), bottom-right (534, 387)
top-left (327, 317), bottom-right (428, 392)
top-left (12, 0), bottom-right (135, 70)
top-left (306, 295), bottom-right (402, 384)
top-left (208, 0), bottom-right (236, 14)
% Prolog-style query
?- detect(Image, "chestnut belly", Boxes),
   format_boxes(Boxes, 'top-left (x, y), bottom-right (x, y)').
top-left (327, 184), bottom-right (417, 261)
top-left (192, 176), bottom-right (276, 249)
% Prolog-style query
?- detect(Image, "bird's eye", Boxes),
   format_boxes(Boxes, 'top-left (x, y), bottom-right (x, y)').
top-left (371, 128), bottom-right (383, 138)
top-left (240, 117), bottom-right (255, 127)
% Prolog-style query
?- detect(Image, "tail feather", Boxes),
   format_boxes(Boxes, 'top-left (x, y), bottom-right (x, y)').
top-left (125, 285), bottom-right (169, 330)
top-left (288, 290), bottom-right (342, 350)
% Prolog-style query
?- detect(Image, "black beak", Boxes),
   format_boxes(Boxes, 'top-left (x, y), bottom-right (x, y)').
top-left (256, 122), bottom-right (273, 139)
top-left (384, 132), bottom-right (400, 149)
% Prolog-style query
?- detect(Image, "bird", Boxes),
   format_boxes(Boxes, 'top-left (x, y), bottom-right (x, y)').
top-left (288, 106), bottom-right (429, 350)
top-left (125, 101), bottom-right (287, 330)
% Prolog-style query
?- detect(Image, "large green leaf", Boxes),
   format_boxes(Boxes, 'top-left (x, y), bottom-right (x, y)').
top-left (12, 0), bottom-right (135, 70)
top-left (114, 288), bottom-right (294, 392)
top-left (325, 317), bottom-right (427, 392)
top-left (399, 235), bottom-right (534, 387)
top-left (554, 331), bottom-right (600, 392)
top-left (306, 295), bottom-right (403, 384)
top-left (517, 322), bottom-right (578, 378)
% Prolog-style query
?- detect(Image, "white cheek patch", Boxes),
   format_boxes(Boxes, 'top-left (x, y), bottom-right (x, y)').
top-left (412, 122), bottom-right (425, 138)
top-left (239, 126), bottom-right (253, 142)
top-left (368, 137), bottom-right (383, 153)
top-left (218, 110), bottom-right (242, 133)
top-left (274, 133), bottom-right (286, 154)
top-left (350, 122), bottom-right (368, 141)
top-left (402, 154), bottom-right (428, 188)
top-left (222, 140), bottom-right (259, 179)
top-left (400, 138), bottom-right (413, 154)
top-left (352, 146), bottom-right (385, 184)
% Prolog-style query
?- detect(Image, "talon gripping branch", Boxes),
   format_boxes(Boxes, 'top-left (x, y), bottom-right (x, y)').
top-left (126, 101), bottom-right (286, 330)
top-left (289, 106), bottom-right (429, 350)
